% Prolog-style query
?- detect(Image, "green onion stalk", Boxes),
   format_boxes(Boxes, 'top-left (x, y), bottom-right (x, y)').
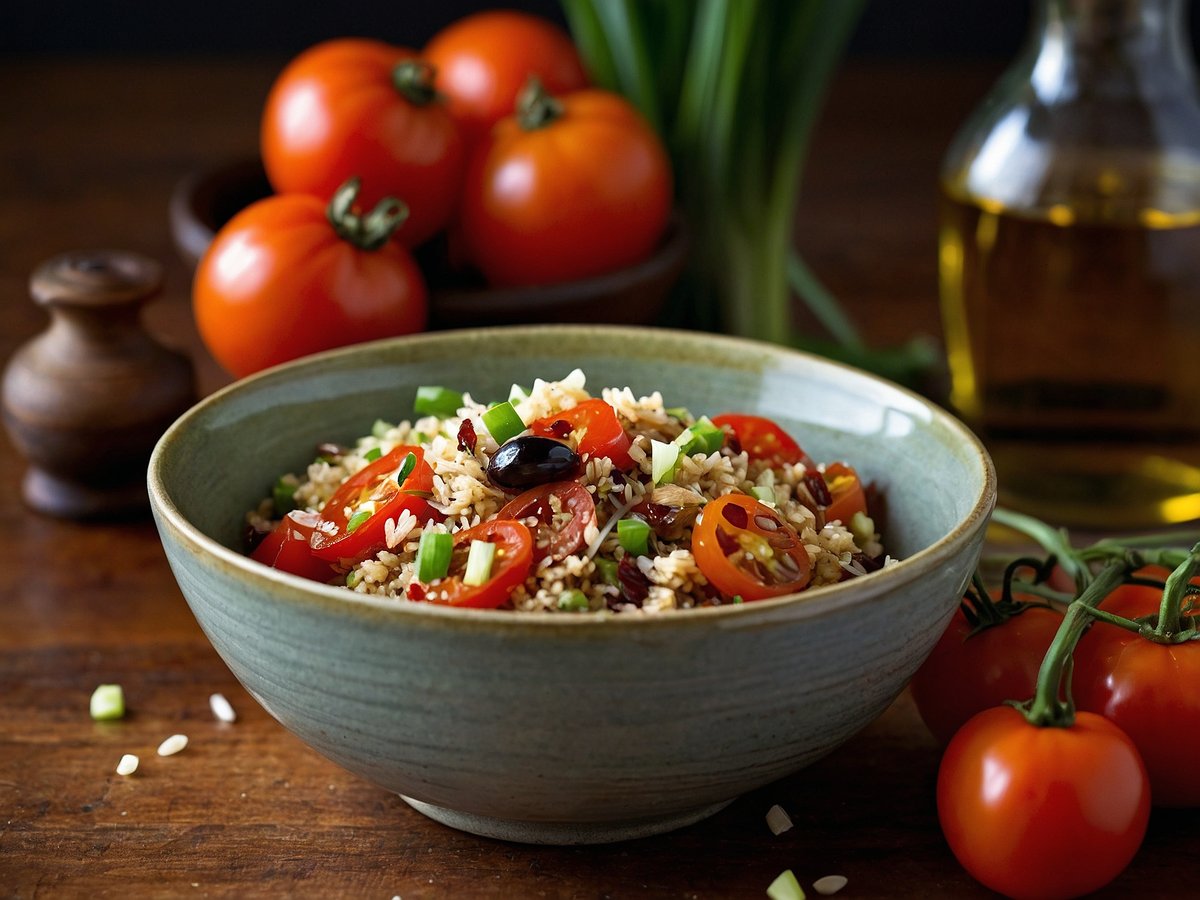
top-left (561, 0), bottom-right (936, 386)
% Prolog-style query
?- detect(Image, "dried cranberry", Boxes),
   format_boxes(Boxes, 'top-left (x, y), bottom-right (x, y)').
top-left (804, 471), bottom-right (833, 507)
top-left (407, 582), bottom-right (427, 602)
top-left (457, 418), bottom-right (478, 454)
top-left (547, 418), bottom-right (573, 439)
top-left (615, 555), bottom-right (650, 606)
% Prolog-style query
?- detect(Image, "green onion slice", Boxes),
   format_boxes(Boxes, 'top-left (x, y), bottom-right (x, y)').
top-left (396, 452), bottom-right (417, 484)
top-left (362, 446), bottom-right (382, 463)
top-left (508, 383), bottom-right (530, 403)
top-left (651, 439), bottom-right (681, 485)
top-left (594, 557), bottom-right (618, 585)
top-left (414, 385), bottom-right (464, 419)
top-left (345, 508), bottom-right (372, 534)
top-left (557, 589), bottom-right (589, 611)
top-left (766, 869), bottom-right (806, 900)
top-left (617, 517), bottom-right (651, 556)
top-left (272, 477), bottom-right (298, 515)
top-left (415, 531), bottom-right (453, 582)
top-left (463, 539), bottom-right (497, 587)
top-left (371, 418), bottom-right (394, 438)
top-left (481, 401), bottom-right (526, 445)
top-left (90, 684), bottom-right (125, 721)
top-left (751, 485), bottom-right (777, 507)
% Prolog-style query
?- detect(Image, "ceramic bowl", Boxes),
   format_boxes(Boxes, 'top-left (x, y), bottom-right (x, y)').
top-left (148, 325), bottom-right (995, 844)
top-left (168, 159), bottom-right (688, 328)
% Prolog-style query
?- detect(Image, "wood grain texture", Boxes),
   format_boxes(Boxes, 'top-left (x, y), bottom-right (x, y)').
top-left (2, 57), bottom-right (1197, 898)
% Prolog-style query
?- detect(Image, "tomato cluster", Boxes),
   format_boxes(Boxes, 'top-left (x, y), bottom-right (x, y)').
top-left (194, 11), bottom-right (674, 378)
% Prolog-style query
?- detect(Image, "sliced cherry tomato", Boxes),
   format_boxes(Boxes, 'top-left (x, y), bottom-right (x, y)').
top-left (691, 494), bottom-right (811, 601)
top-left (423, 10), bottom-right (589, 145)
top-left (309, 445), bottom-right (434, 564)
top-left (1073, 566), bottom-right (1200, 807)
top-left (710, 414), bottom-right (812, 468)
top-left (910, 599), bottom-right (1063, 744)
top-left (250, 510), bottom-right (336, 582)
top-left (528, 399), bottom-right (634, 470)
top-left (937, 705), bottom-right (1149, 899)
top-left (418, 519), bottom-right (534, 609)
top-left (496, 481), bottom-right (597, 561)
top-left (822, 462), bottom-right (868, 524)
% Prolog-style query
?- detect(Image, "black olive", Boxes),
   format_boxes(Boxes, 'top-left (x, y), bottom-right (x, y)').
top-left (487, 435), bottom-right (581, 489)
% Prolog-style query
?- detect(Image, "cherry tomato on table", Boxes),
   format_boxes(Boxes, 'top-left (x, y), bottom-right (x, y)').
top-left (308, 445), bottom-right (435, 564)
top-left (691, 494), bottom-right (811, 601)
top-left (528, 399), bottom-right (634, 470)
top-left (193, 180), bottom-right (427, 378)
top-left (411, 519), bottom-right (534, 609)
top-left (938, 705), bottom-right (1150, 900)
top-left (496, 481), bottom-right (597, 561)
top-left (424, 10), bottom-right (588, 145)
top-left (459, 82), bottom-right (672, 287)
top-left (251, 510), bottom-right (336, 583)
top-left (261, 38), bottom-right (466, 247)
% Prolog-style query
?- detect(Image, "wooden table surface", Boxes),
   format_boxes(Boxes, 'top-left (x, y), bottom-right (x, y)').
top-left (2, 57), bottom-right (1196, 899)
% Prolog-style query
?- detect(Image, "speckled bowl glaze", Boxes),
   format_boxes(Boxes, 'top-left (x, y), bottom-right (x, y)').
top-left (148, 325), bottom-right (995, 844)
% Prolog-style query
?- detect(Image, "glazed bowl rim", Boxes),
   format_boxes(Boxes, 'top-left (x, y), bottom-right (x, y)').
top-left (148, 324), bottom-right (996, 634)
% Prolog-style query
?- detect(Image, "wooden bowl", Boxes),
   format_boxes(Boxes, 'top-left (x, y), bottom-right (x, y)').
top-left (169, 159), bottom-right (688, 329)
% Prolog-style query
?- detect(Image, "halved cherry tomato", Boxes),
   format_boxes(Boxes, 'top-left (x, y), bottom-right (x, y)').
top-left (691, 494), bottom-right (812, 601)
top-left (418, 519), bottom-right (534, 609)
top-left (309, 445), bottom-right (434, 563)
top-left (529, 399), bottom-right (634, 470)
top-left (251, 510), bottom-right (337, 582)
top-left (710, 414), bottom-right (812, 468)
top-left (822, 462), bottom-right (868, 524)
top-left (496, 481), bottom-right (597, 561)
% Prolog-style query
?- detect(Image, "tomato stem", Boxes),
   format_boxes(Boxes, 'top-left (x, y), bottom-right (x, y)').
top-left (326, 178), bottom-right (410, 252)
top-left (1154, 543), bottom-right (1200, 637)
top-left (391, 60), bottom-right (440, 106)
top-left (516, 77), bottom-right (565, 130)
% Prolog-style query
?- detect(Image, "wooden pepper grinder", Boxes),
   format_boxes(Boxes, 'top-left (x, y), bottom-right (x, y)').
top-left (2, 250), bottom-right (196, 518)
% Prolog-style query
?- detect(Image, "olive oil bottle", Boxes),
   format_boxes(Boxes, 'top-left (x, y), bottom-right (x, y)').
top-left (938, 0), bottom-right (1200, 527)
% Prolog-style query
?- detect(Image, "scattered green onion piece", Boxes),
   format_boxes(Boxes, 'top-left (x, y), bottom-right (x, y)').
top-left (767, 869), bottom-right (806, 900)
top-left (751, 485), bottom-right (777, 507)
top-left (732, 595), bottom-right (744, 604)
top-left (463, 539), bottom-right (497, 587)
top-left (414, 385), bottom-right (464, 418)
top-left (594, 557), bottom-right (619, 585)
top-left (674, 416), bottom-right (725, 457)
top-left (849, 511), bottom-right (876, 546)
top-left (371, 418), bottom-right (394, 438)
top-left (272, 477), bottom-right (298, 515)
top-left (651, 439), bottom-right (681, 485)
top-left (415, 531), bottom-right (453, 582)
top-left (664, 405), bottom-right (691, 421)
top-left (396, 451), bottom-right (417, 484)
top-left (508, 383), bottom-right (530, 403)
top-left (362, 446), bottom-right (382, 463)
top-left (617, 518), bottom-right (651, 556)
top-left (345, 570), bottom-right (362, 588)
top-left (557, 589), bottom-right (590, 611)
top-left (90, 684), bottom-right (125, 721)
top-left (481, 401), bottom-right (526, 445)
top-left (345, 509), bottom-right (372, 534)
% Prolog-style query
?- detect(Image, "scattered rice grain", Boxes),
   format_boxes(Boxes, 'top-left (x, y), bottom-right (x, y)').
top-left (813, 875), bottom-right (848, 896)
top-left (115, 753), bottom-right (139, 776)
top-left (157, 734), bottom-right (189, 756)
top-left (209, 692), bottom-right (237, 723)
top-left (765, 803), bottom-right (794, 835)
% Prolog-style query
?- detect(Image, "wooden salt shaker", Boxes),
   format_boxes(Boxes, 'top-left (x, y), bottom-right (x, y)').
top-left (1, 250), bottom-right (196, 518)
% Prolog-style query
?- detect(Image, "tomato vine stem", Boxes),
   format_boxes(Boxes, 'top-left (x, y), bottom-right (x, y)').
top-left (516, 77), bottom-right (565, 130)
top-left (326, 178), bottom-right (409, 252)
top-left (391, 60), bottom-right (440, 106)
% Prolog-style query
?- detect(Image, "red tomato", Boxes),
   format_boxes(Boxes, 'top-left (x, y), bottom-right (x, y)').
top-left (309, 446), bottom-right (435, 564)
top-left (1073, 574), bottom-right (1200, 807)
top-left (496, 481), bottom-right (597, 561)
top-left (424, 10), bottom-right (589, 145)
top-left (193, 185), bottom-right (427, 378)
top-left (691, 494), bottom-right (811, 601)
top-left (528, 399), bottom-right (634, 470)
top-left (417, 519), bottom-right (534, 609)
top-left (710, 414), bottom-right (812, 468)
top-left (822, 462), bottom-right (868, 524)
top-left (938, 705), bottom-right (1150, 899)
top-left (459, 84), bottom-right (672, 287)
top-left (250, 510), bottom-right (336, 582)
top-left (910, 601), bottom-right (1063, 744)
top-left (261, 38), bottom-right (466, 247)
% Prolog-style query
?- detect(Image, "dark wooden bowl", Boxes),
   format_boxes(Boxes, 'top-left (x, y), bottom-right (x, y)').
top-left (169, 159), bottom-right (688, 329)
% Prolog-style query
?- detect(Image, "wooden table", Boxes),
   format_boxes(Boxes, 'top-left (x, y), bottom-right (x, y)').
top-left (2, 57), bottom-right (1196, 898)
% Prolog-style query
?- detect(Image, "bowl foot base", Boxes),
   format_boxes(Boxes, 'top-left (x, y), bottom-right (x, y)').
top-left (400, 795), bottom-right (735, 845)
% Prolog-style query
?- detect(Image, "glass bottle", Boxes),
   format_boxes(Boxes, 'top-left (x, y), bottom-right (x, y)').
top-left (939, 0), bottom-right (1200, 527)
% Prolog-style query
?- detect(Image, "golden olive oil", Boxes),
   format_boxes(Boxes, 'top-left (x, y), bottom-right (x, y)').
top-left (938, 182), bottom-right (1200, 526)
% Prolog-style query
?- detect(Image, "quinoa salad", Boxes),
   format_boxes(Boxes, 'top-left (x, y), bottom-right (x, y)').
top-left (246, 370), bottom-right (892, 613)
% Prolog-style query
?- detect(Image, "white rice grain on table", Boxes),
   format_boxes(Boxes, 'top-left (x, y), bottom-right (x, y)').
top-left (209, 692), bottom-right (237, 723)
top-left (115, 753), bottom-right (139, 776)
top-left (157, 734), bottom-right (188, 756)
top-left (765, 804), bottom-right (794, 835)
top-left (814, 874), bottom-right (849, 895)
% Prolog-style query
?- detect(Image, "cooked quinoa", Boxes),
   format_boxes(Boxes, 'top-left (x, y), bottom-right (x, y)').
top-left (246, 369), bottom-right (891, 613)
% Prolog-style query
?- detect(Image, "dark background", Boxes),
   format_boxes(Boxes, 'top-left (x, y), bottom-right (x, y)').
top-left (5, 0), bottom-right (1034, 58)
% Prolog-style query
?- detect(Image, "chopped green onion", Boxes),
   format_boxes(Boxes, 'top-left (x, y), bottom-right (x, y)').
top-left (651, 439), bottom-right (680, 485)
top-left (345, 508), bottom-right (372, 533)
top-left (362, 446), bottom-right (382, 463)
top-left (272, 477), bottom-right (298, 515)
top-left (345, 569), bottom-right (362, 588)
top-left (767, 869), bottom-right (806, 900)
top-left (557, 589), bottom-right (590, 611)
top-left (664, 405), bottom-right (691, 421)
top-left (90, 684), bottom-right (125, 721)
top-left (674, 416), bottom-right (725, 457)
top-left (463, 539), bottom-right (496, 586)
top-left (481, 401), bottom-right (525, 445)
top-left (414, 385), bottom-right (464, 418)
top-left (508, 383), bottom-right (530, 403)
top-left (594, 557), bottom-right (619, 585)
top-left (396, 451), bottom-right (417, 483)
top-left (751, 485), bottom-right (777, 507)
top-left (415, 531), bottom-right (453, 582)
top-left (850, 511), bottom-right (876, 545)
top-left (732, 595), bottom-right (744, 604)
top-left (413, 430), bottom-right (429, 444)
top-left (617, 518), bottom-right (651, 556)
top-left (371, 418), bottom-right (394, 438)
